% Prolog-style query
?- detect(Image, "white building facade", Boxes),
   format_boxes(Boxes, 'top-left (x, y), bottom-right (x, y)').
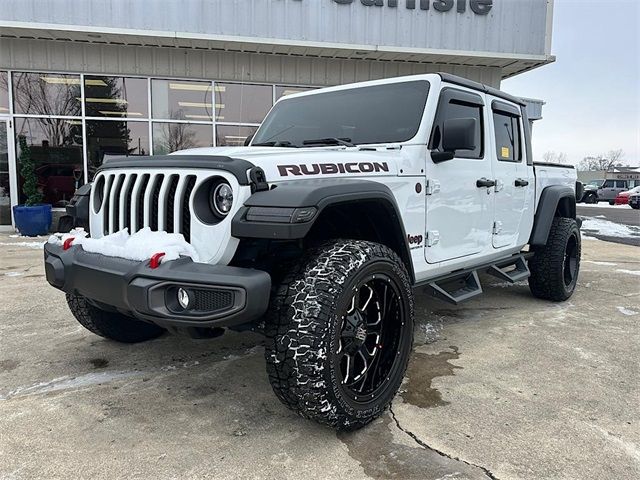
top-left (0, 0), bottom-right (554, 225)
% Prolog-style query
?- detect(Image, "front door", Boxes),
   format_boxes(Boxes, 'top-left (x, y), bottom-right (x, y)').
top-left (490, 101), bottom-right (534, 249)
top-left (0, 119), bottom-right (14, 226)
top-left (425, 88), bottom-right (494, 264)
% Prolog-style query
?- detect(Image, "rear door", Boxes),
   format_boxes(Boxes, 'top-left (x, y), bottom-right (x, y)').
top-left (490, 100), bottom-right (534, 248)
top-left (424, 87), bottom-right (494, 264)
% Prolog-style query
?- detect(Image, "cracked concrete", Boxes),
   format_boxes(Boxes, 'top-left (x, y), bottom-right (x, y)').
top-left (0, 234), bottom-right (638, 479)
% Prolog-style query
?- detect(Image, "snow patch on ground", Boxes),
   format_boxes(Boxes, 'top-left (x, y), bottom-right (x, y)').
top-left (4, 272), bottom-right (24, 277)
top-left (581, 217), bottom-right (640, 239)
top-left (0, 371), bottom-right (144, 400)
top-left (616, 269), bottom-right (640, 277)
top-left (584, 261), bottom-right (618, 266)
top-left (0, 241), bottom-right (45, 249)
top-left (616, 306), bottom-right (639, 316)
top-left (579, 203), bottom-right (633, 210)
top-left (48, 227), bottom-right (199, 263)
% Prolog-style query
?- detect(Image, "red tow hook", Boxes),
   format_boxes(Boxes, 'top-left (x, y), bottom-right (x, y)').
top-left (63, 238), bottom-right (75, 251)
top-left (149, 252), bottom-right (166, 269)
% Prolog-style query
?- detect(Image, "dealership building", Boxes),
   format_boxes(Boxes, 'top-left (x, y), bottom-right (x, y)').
top-left (0, 0), bottom-right (554, 227)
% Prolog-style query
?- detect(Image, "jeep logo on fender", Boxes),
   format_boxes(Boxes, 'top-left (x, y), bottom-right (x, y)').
top-left (278, 162), bottom-right (390, 177)
top-left (407, 234), bottom-right (423, 246)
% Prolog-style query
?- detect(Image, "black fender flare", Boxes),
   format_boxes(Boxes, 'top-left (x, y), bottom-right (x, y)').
top-left (231, 178), bottom-right (414, 279)
top-left (530, 185), bottom-right (577, 246)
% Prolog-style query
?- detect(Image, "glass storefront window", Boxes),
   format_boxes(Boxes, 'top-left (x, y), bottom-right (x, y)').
top-left (84, 76), bottom-right (148, 118)
top-left (216, 125), bottom-right (258, 147)
top-left (0, 122), bottom-right (10, 224)
top-left (14, 117), bottom-right (84, 208)
top-left (275, 86), bottom-right (315, 100)
top-left (12, 72), bottom-right (82, 116)
top-left (86, 120), bottom-right (149, 172)
top-left (152, 79), bottom-right (213, 121)
top-left (215, 83), bottom-right (272, 124)
top-left (0, 72), bottom-right (9, 114)
top-left (152, 122), bottom-right (213, 155)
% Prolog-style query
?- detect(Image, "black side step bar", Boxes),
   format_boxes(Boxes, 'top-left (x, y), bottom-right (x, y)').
top-left (422, 254), bottom-right (531, 305)
top-left (486, 255), bottom-right (530, 284)
top-left (428, 271), bottom-right (483, 305)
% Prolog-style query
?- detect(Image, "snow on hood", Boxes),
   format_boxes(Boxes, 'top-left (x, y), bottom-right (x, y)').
top-left (48, 228), bottom-right (199, 263)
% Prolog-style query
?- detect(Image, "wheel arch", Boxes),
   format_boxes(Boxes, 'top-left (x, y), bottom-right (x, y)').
top-left (530, 185), bottom-right (577, 246)
top-left (231, 179), bottom-right (415, 282)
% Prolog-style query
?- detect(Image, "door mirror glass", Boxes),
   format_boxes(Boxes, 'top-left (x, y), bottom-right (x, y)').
top-left (442, 118), bottom-right (477, 151)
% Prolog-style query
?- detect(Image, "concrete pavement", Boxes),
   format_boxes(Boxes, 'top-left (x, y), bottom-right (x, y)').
top-left (0, 234), bottom-right (638, 479)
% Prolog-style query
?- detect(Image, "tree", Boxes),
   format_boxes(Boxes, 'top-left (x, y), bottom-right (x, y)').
top-left (17, 135), bottom-right (43, 206)
top-left (542, 151), bottom-right (568, 164)
top-left (577, 149), bottom-right (625, 171)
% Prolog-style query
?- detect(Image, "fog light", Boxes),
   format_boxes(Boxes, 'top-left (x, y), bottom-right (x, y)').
top-left (177, 288), bottom-right (194, 310)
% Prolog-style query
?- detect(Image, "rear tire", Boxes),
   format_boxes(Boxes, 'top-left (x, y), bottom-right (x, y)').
top-left (631, 204), bottom-right (639, 210)
top-left (528, 218), bottom-right (581, 302)
top-left (66, 293), bottom-right (165, 343)
top-left (264, 240), bottom-right (414, 430)
top-left (609, 201), bottom-right (615, 205)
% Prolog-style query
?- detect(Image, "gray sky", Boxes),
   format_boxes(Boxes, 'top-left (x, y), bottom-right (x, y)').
top-left (503, 0), bottom-right (640, 166)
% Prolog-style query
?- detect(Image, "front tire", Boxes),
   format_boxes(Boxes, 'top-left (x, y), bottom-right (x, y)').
top-left (264, 240), bottom-right (414, 430)
top-left (528, 218), bottom-right (581, 302)
top-left (66, 294), bottom-right (165, 343)
top-left (583, 192), bottom-right (597, 204)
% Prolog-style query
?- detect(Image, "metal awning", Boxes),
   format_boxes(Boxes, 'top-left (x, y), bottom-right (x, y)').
top-left (0, 21), bottom-right (555, 79)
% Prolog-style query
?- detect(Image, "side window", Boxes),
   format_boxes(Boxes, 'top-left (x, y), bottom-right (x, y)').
top-left (615, 180), bottom-right (627, 188)
top-left (430, 90), bottom-right (484, 159)
top-left (602, 180), bottom-right (614, 188)
top-left (493, 112), bottom-right (522, 162)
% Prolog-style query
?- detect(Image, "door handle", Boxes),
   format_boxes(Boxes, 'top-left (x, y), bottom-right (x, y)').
top-left (476, 178), bottom-right (496, 188)
top-left (515, 178), bottom-right (529, 187)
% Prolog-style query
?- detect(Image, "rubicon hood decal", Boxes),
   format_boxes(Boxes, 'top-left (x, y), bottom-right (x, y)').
top-left (278, 162), bottom-right (390, 177)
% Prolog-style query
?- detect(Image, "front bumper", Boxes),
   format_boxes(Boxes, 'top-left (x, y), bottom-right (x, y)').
top-left (44, 243), bottom-right (271, 328)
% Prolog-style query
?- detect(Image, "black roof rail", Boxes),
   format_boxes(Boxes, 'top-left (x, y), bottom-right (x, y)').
top-left (436, 72), bottom-right (526, 107)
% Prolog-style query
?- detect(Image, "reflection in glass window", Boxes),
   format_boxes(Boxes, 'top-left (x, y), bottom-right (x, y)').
top-left (0, 122), bottom-right (10, 225)
top-left (15, 117), bottom-right (84, 207)
top-left (152, 123), bottom-right (213, 155)
top-left (275, 86), bottom-right (315, 100)
top-left (86, 121), bottom-right (149, 172)
top-left (12, 72), bottom-right (82, 116)
top-left (152, 80), bottom-right (213, 121)
top-left (0, 72), bottom-right (8, 114)
top-left (84, 76), bottom-right (148, 118)
top-left (216, 125), bottom-right (258, 147)
top-left (215, 83), bottom-right (272, 123)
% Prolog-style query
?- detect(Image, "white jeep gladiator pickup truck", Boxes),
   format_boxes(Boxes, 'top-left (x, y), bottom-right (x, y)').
top-left (45, 73), bottom-right (581, 430)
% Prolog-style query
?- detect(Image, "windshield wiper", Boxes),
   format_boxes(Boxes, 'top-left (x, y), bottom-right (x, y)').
top-left (302, 137), bottom-right (355, 147)
top-left (251, 140), bottom-right (298, 148)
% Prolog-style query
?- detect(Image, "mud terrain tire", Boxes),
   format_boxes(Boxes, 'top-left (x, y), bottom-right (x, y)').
top-left (265, 240), bottom-right (414, 430)
top-left (66, 293), bottom-right (165, 343)
top-left (529, 218), bottom-right (581, 302)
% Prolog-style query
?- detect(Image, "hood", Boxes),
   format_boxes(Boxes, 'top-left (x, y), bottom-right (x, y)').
top-left (172, 146), bottom-right (404, 182)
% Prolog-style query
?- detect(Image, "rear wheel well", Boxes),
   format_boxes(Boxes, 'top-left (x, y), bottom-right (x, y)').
top-left (555, 195), bottom-right (576, 219)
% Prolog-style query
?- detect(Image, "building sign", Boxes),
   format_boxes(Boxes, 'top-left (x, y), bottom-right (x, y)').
top-left (331, 0), bottom-right (494, 15)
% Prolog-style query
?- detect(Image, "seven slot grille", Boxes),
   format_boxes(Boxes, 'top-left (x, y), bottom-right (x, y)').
top-left (98, 172), bottom-right (198, 241)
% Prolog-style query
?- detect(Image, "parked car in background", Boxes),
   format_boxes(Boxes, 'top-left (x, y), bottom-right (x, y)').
top-left (597, 179), bottom-right (635, 205)
top-left (614, 186), bottom-right (640, 205)
top-left (629, 191), bottom-right (640, 210)
top-left (579, 180), bottom-right (603, 203)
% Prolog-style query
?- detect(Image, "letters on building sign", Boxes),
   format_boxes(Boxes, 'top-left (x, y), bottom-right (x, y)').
top-left (332, 0), bottom-right (493, 15)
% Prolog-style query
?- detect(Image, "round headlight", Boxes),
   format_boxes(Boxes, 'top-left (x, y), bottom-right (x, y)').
top-left (210, 182), bottom-right (234, 217)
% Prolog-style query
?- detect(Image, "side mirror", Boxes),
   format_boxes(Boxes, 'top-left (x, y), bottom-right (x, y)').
top-left (244, 133), bottom-right (255, 147)
top-left (431, 117), bottom-right (477, 163)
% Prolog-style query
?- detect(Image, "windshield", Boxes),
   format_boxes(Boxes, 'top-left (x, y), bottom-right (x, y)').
top-left (252, 81), bottom-right (430, 147)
